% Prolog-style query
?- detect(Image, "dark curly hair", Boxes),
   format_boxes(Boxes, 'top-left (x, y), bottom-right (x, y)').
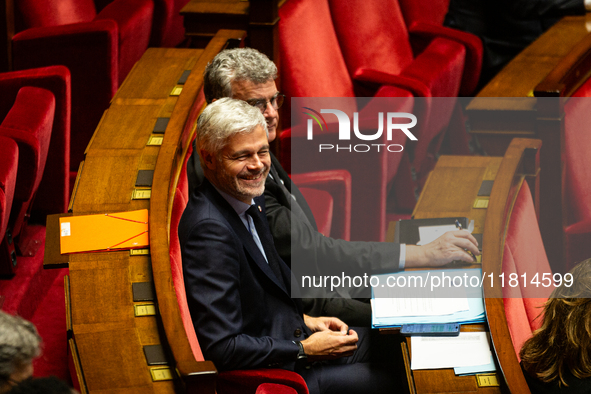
top-left (520, 259), bottom-right (591, 386)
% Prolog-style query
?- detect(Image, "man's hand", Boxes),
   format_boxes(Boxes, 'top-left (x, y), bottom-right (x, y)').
top-left (303, 315), bottom-right (348, 334)
top-left (405, 230), bottom-right (480, 268)
top-left (300, 329), bottom-right (358, 360)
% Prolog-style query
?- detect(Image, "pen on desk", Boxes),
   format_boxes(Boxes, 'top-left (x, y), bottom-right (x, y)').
top-left (455, 220), bottom-right (462, 231)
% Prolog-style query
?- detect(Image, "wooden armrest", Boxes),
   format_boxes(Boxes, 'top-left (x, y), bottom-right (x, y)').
top-left (150, 29), bottom-right (245, 394)
top-left (482, 138), bottom-right (542, 394)
top-left (534, 33), bottom-right (591, 97)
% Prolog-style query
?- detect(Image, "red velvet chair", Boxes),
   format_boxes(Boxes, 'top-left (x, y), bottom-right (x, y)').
top-left (150, 0), bottom-right (190, 47)
top-left (279, 0), bottom-right (415, 242)
top-left (11, 0), bottom-right (154, 184)
top-left (0, 66), bottom-right (70, 217)
top-left (256, 383), bottom-right (298, 394)
top-left (502, 182), bottom-right (553, 358)
top-left (0, 137), bottom-right (19, 275)
top-left (169, 189), bottom-right (309, 394)
top-left (327, 0), bottom-right (469, 182)
top-left (396, 0), bottom-right (483, 96)
top-left (292, 170), bottom-right (352, 241)
top-left (562, 82), bottom-right (591, 271)
top-left (0, 86), bottom-right (55, 273)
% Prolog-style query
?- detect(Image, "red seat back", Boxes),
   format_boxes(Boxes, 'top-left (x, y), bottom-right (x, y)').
top-left (151, 0), bottom-right (189, 47)
top-left (0, 86), bottom-right (55, 237)
top-left (0, 137), bottom-right (19, 239)
top-left (291, 169), bottom-right (352, 241)
top-left (279, 0), bottom-right (357, 127)
top-left (502, 182), bottom-right (552, 359)
top-left (299, 188), bottom-right (333, 237)
top-left (328, 0), bottom-right (414, 80)
top-left (170, 189), bottom-right (204, 361)
top-left (0, 66), bottom-right (70, 216)
top-left (558, 81), bottom-right (591, 270)
top-left (564, 86), bottom-right (591, 225)
top-left (17, 0), bottom-right (97, 27)
top-left (398, 0), bottom-right (450, 26)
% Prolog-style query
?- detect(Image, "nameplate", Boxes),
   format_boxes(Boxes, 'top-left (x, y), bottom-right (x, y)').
top-left (476, 373), bottom-right (499, 387)
top-left (150, 367), bottom-right (173, 381)
top-left (135, 170), bottom-right (154, 187)
top-left (152, 117), bottom-right (170, 134)
top-left (170, 86), bottom-right (183, 96)
top-left (130, 248), bottom-right (150, 256)
top-left (134, 303), bottom-right (157, 317)
top-left (132, 189), bottom-right (152, 200)
top-left (132, 282), bottom-right (155, 302)
top-left (147, 135), bottom-right (163, 146)
top-left (477, 180), bottom-right (494, 196)
top-left (143, 344), bottom-right (168, 366)
top-left (177, 70), bottom-right (191, 85)
top-left (473, 197), bottom-right (489, 209)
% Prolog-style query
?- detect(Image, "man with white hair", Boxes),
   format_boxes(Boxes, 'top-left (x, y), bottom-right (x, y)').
top-left (0, 312), bottom-right (41, 393)
top-left (179, 98), bottom-right (404, 394)
top-left (186, 47), bottom-right (480, 325)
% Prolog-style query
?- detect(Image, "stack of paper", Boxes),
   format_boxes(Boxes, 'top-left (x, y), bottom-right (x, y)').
top-left (411, 332), bottom-right (496, 374)
top-left (371, 268), bottom-right (485, 328)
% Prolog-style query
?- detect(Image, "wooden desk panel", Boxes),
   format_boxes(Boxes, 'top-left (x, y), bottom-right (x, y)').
top-left (60, 31), bottom-right (244, 392)
top-left (414, 155), bottom-right (501, 235)
top-left (405, 155), bottom-right (502, 394)
top-left (400, 139), bottom-right (541, 394)
top-left (475, 16), bottom-right (591, 99)
top-left (115, 48), bottom-right (202, 100)
top-left (87, 104), bottom-right (164, 151)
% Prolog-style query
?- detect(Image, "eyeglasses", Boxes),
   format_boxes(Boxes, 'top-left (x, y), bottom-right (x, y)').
top-left (246, 93), bottom-right (286, 113)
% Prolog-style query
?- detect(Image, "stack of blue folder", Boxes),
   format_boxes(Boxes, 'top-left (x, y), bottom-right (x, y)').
top-left (371, 268), bottom-right (486, 328)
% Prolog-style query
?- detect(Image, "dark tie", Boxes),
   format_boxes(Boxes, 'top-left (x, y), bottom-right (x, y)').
top-left (246, 204), bottom-right (286, 289)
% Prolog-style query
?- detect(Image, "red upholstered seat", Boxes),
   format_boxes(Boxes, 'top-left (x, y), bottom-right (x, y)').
top-left (397, 0), bottom-right (483, 96)
top-left (150, 0), bottom-right (189, 47)
top-left (0, 87), bottom-right (55, 239)
top-left (502, 182), bottom-right (552, 359)
top-left (12, 0), bottom-right (153, 185)
top-left (0, 66), bottom-right (70, 217)
top-left (170, 187), bottom-right (309, 394)
top-left (298, 188), bottom-right (333, 237)
top-left (0, 136), bottom-right (19, 273)
top-left (256, 383), bottom-right (299, 394)
top-left (399, 0), bottom-right (450, 26)
top-left (279, 0), bottom-right (415, 242)
top-left (562, 83), bottom-right (591, 270)
top-left (292, 170), bottom-right (352, 241)
top-left (328, 0), bottom-right (467, 180)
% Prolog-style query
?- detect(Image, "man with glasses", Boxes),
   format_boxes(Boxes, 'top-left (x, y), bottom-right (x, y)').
top-left (186, 48), bottom-right (480, 326)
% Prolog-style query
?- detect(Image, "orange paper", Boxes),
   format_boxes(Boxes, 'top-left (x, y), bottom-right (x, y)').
top-left (59, 209), bottom-right (149, 254)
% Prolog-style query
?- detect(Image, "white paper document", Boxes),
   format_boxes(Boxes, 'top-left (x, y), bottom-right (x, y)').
top-left (416, 225), bottom-right (457, 245)
top-left (416, 220), bottom-right (474, 245)
top-left (410, 332), bottom-right (494, 370)
top-left (372, 297), bottom-right (469, 318)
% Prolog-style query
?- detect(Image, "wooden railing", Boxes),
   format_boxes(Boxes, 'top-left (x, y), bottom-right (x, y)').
top-left (149, 30), bottom-right (245, 393)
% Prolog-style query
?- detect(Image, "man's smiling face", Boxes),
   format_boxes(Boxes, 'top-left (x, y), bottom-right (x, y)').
top-left (205, 125), bottom-right (271, 204)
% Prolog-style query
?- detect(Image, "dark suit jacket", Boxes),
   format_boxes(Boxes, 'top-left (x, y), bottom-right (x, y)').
top-left (179, 179), bottom-right (310, 372)
top-left (186, 144), bottom-right (401, 326)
